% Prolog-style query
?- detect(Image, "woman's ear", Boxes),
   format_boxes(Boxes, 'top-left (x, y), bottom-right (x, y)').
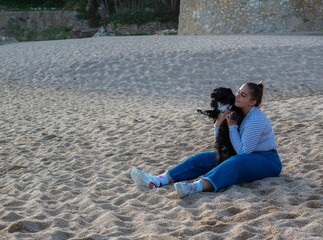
top-left (249, 98), bottom-right (257, 106)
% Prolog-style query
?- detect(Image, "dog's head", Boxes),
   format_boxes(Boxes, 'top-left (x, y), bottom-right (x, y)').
top-left (210, 87), bottom-right (235, 113)
top-left (197, 87), bottom-right (237, 119)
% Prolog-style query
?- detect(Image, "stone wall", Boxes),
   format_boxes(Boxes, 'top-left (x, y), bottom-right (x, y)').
top-left (0, 10), bottom-right (80, 32)
top-left (178, 0), bottom-right (323, 34)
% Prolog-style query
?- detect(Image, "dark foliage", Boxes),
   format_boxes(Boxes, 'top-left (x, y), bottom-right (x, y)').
top-left (0, 0), bottom-right (66, 9)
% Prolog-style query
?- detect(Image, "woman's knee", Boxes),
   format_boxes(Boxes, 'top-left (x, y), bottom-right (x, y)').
top-left (191, 151), bottom-right (217, 167)
top-left (223, 154), bottom-right (249, 166)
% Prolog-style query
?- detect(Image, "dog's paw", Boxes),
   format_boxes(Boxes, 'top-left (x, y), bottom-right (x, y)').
top-left (196, 108), bottom-right (208, 115)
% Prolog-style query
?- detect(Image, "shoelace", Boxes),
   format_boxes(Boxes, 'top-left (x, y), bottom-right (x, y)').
top-left (178, 183), bottom-right (195, 198)
top-left (185, 185), bottom-right (195, 198)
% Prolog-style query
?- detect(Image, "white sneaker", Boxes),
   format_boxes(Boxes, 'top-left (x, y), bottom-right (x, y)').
top-left (174, 182), bottom-right (195, 198)
top-left (130, 168), bottom-right (160, 189)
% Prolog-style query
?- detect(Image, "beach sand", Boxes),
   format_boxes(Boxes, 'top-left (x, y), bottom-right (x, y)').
top-left (0, 35), bottom-right (322, 239)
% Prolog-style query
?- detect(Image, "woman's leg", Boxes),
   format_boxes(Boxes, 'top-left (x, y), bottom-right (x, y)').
top-left (168, 151), bottom-right (218, 183)
top-left (202, 150), bottom-right (282, 191)
top-left (131, 151), bottom-right (218, 189)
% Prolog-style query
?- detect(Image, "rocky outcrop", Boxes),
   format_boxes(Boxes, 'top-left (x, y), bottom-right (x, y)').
top-left (0, 10), bottom-right (80, 32)
top-left (103, 22), bottom-right (178, 36)
top-left (0, 10), bottom-right (81, 43)
top-left (0, 10), bottom-right (178, 44)
top-left (178, 0), bottom-right (323, 34)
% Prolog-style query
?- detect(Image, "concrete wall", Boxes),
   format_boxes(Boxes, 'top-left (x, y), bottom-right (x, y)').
top-left (178, 0), bottom-right (323, 34)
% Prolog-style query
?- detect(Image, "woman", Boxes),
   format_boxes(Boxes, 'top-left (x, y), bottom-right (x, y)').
top-left (130, 82), bottom-right (282, 198)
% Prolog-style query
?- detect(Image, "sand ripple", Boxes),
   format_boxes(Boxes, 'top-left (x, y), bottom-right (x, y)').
top-left (0, 35), bottom-right (322, 239)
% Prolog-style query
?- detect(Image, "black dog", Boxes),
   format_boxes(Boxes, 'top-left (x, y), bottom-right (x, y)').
top-left (197, 87), bottom-right (243, 164)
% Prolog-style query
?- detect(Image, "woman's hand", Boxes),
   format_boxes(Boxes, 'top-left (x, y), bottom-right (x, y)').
top-left (214, 110), bottom-right (230, 126)
top-left (226, 112), bottom-right (238, 126)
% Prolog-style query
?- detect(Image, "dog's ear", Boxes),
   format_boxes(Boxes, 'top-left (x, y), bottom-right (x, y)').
top-left (225, 88), bottom-right (234, 95)
top-left (228, 91), bottom-right (235, 104)
top-left (210, 99), bottom-right (218, 109)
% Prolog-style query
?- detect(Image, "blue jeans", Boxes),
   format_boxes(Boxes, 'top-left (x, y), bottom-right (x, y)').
top-left (167, 150), bottom-right (282, 191)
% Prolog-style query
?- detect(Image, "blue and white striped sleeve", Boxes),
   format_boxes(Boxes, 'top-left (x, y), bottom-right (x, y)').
top-left (229, 117), bottom-right (266, 154)
top-left (214, 125), bottom-right (219, 141)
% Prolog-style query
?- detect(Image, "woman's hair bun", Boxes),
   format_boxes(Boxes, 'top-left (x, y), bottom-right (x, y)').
top-left (257, 81), bottom-right (264, 91)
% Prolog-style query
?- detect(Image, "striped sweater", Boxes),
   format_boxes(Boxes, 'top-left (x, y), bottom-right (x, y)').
top-left (214, 107), bottom-right (277, 154)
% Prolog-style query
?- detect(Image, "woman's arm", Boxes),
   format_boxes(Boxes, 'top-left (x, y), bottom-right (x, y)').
top-left (229, 117), bottom-right (266, 154)
top-left (213, 125), bottom-right (219, 140)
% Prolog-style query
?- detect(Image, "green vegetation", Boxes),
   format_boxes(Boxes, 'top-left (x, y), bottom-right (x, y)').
top-left (1, 0), bottom-right (179, 41)
top-left (0, 0), bottom-right (66, 10)
top-left (0, 0), bottom-right (179, 25)
top-left (12, 26), bottom-right (72, 42)
top-left (106, 7), bottom-right (178, 25)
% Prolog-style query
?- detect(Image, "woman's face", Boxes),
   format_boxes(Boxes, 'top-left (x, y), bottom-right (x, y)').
top-left (235, 84), bottom-right (256, 109)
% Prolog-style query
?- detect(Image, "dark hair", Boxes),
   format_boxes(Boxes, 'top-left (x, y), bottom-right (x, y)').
top-left (246, 81), bottom-right (264, 107)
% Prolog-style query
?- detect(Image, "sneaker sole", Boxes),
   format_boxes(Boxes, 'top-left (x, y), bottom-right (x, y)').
top-left (130, 168), bottom-right (158, 189)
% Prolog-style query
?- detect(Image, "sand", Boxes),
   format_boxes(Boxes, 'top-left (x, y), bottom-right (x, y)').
top-left (0, 35), bottom-right (322, 239)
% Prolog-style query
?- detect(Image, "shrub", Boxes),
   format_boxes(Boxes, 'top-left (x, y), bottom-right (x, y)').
top-left (105, 4), bottom-right (178, 25)
top-left (13, 26), bottom-right (71, 41)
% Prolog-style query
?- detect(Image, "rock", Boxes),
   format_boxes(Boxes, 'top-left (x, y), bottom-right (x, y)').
top-left (70, 26), bottom-right (99, 38)
top-left (156, 29), bottom-right (178, 35)
top-left (0, 31), bottom-right (18, 45)
top-left (93, 26), bottom-right (108, 37)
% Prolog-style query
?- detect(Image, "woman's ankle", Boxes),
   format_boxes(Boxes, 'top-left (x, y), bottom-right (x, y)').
top-left (200, 179), bottom-right (215, 192)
